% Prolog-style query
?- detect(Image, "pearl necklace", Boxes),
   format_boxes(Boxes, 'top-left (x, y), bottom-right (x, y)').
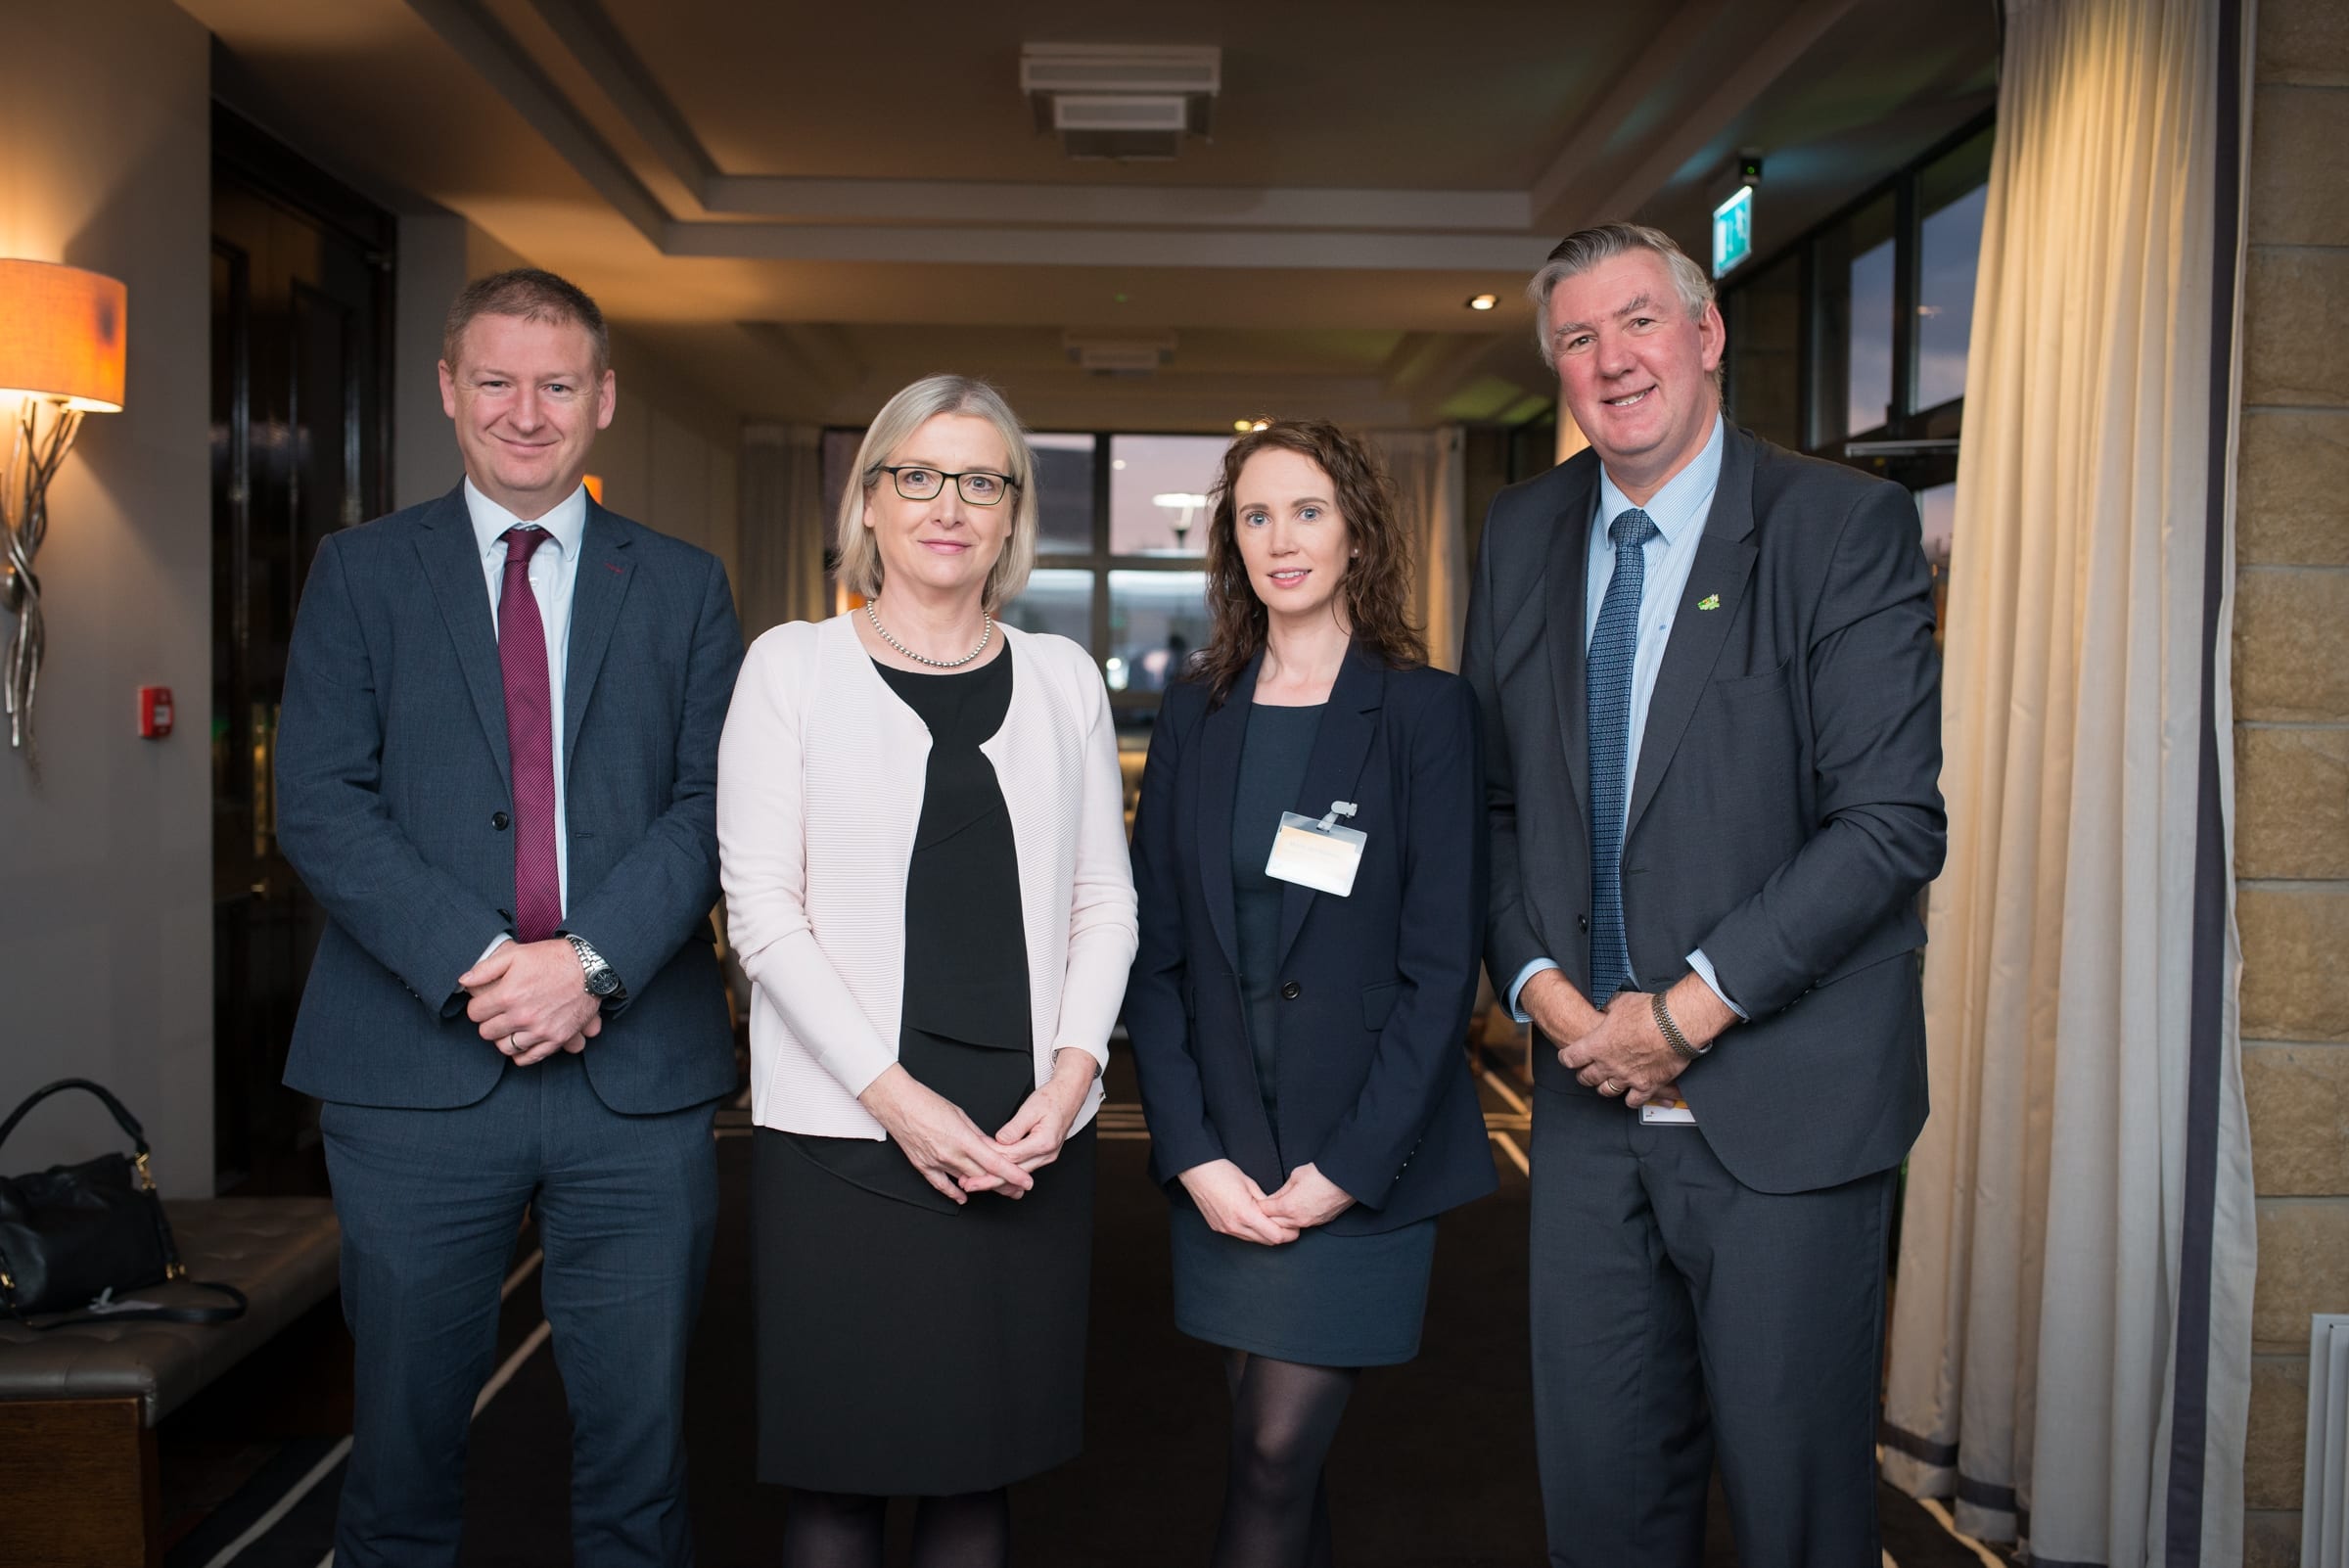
top-left (865, 601), bottom-right (995, 669)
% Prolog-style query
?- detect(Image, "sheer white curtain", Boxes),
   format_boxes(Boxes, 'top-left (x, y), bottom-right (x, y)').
top-left (1363, 427), bottom-right (1468, 669)
top-left (737, 422), bottom-right (831, 637)
top-left (1881, 2), bottom-right (2255, 1564)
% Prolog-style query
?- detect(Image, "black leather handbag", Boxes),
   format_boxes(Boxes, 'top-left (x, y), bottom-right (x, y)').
top-left (0, 1078), bottom-right (246, 1328)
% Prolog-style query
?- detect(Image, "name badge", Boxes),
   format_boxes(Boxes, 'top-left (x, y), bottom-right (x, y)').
top-left (1266, 802), bottom-right (1366, 898)
top-left (1639, 1089), bottom-right (1696, 1127)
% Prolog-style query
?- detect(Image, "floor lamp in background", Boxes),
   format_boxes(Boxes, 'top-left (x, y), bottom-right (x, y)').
top-left (0, 259), bottom-right (127, 757)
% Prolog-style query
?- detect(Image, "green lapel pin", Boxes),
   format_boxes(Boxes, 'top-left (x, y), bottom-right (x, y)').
top-left (1697, 593), bottom-right (1721, 611)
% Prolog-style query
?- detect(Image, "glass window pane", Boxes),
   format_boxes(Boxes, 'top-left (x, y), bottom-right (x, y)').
top-left (1916, 170), bottom-right (1989, 412)
top-left (1725, 253), bottom-right (1802, 450)
top-left (1915, 126), bottom-right (1994, 415)
top-left (1109, 435), bottom-right (1229, 557)
top-left (1809, 196), bottom-right (1897, 446)
top-left (1107, 570), bottom-right (1211, 693)
top-left (1916, 481), bottom-right (1956, 641)
top-left (1030, 433), bottom-right (1096, 554)
top-left (1846, 237), bottom-right (1896, 437)
top-left (1002, 568), bottom-right (1093, 650)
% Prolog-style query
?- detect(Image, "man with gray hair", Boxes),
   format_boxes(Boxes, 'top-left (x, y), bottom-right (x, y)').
top-left (1461, 223), bottom-right (1945, 1565)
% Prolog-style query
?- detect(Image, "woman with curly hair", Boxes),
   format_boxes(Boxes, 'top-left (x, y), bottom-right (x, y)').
top-left (1124, 419), bottom-right (1496, 1567)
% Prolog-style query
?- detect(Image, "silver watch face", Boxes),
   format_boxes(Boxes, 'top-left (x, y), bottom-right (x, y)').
top-left (583, 967), bottom-right (622, 997)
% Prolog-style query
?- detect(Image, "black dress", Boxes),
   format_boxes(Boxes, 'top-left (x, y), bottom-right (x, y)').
top-left (753, 652), bottom-right (1096, 1496)
top-left (1167, 699), bottom-right (1438, 1368)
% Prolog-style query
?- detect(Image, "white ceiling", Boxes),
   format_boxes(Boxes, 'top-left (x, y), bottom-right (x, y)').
top-left (186, 0), bottom-right (1998, 431)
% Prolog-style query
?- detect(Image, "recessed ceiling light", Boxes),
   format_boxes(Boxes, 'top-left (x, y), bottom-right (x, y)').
top-left (1251, 418), bottom-right (1270, 431)
top-left (1111, 458), bottom-right (1128, 469)
top-left (1233, 419), bottom-right (1253, 433)
top-left (1467, 293), bottom-right (1498, 311)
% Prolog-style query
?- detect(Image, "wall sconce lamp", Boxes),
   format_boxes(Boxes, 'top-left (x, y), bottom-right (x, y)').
top-left (0, 260), bottom-right (127, 753)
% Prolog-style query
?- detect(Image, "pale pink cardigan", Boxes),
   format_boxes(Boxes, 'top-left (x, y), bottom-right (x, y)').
top-left (716, 615), bottom-right (1138, 1139)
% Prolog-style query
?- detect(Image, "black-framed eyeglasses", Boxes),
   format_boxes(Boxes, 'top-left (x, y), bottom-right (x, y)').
top-left (877, 465), bottom-right (1020, 506)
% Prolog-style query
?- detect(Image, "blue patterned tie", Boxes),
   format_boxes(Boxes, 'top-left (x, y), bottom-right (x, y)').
top-left (1589, 507), bottom-right (1658, 1004)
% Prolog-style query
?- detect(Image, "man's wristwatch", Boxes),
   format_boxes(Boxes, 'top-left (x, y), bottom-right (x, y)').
top-left (564, 934), bottom-right (624, 1001)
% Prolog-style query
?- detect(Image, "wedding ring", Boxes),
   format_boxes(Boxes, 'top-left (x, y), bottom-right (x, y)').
top-left (1599, 1078), bottom-right (1622, 1096)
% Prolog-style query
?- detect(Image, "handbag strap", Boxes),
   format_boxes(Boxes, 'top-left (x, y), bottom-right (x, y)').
top-left (3, 1279), bottom-right (248, 1331)
top-left (0, 1079), bottom-right (150, 1160)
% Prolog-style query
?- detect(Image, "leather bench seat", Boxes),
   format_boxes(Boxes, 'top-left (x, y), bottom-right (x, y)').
top-left (0, 1197), bottom-right (340, 1424)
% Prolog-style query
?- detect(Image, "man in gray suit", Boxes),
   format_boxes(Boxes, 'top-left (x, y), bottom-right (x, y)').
top-left (275, 269), bottom-right (743, 1565)
top-left (1462, 223), bottom-right (1945, 1567)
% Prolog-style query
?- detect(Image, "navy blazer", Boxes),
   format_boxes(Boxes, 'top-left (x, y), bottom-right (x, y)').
top-left (1124, 645), bottom-right (1497, 1235)
top-left (1462, 425), bottom-right (1946, 1194)
top-left (274, 484), bottom-right (745, 1116)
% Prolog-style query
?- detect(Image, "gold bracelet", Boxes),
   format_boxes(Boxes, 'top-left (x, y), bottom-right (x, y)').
top-left (1652, 990), bottom-right (1703, 1063)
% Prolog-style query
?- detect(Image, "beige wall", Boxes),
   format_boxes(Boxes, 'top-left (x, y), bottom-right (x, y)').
top-left (0, 0), bottom-right (214, 1190)
top-left (392, 218), bottom-right (740, 590)
top-left (589, 334), bottom-right (740, 588)
top-left (2235, 0), bottom-right (2349, 1558)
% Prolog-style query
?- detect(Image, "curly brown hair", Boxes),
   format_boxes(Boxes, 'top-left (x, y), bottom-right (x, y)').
top-left (1191, 420), bottom-right (1427, 707)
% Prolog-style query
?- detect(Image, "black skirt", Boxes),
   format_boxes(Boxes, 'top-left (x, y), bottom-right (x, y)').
top-left (752, 1117), bottom-right (1097, 1495)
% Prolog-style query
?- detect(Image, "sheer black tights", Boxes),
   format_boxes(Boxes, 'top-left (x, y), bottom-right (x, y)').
top-left (779, 1487), bottom-right (1009, 1568)
top-left (1211, 1349), bottom-right (1359, 1568)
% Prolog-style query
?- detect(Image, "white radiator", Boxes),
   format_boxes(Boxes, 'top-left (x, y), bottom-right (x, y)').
top-left (2306, 1314), bottom-right (2349, 1568)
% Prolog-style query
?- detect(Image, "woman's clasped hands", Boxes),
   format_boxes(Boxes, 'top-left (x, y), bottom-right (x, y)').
top-left (856, 1047), bottom-right (1098, 1206)
top-left (1178, 1158), bottom-right (1356, 1245)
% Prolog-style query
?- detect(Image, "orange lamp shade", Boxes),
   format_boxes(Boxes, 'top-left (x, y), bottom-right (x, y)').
top-left (0, 260), bottom-right (128, 413)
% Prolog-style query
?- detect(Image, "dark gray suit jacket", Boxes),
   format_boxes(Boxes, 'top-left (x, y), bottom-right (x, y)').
top-left (274, 484), bottom-right (744, 1116)
top-left (1461, 423), bottom-right (1945, 1194)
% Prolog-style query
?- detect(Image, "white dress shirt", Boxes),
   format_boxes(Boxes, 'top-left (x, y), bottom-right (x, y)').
top-left (1510, 416), bottom-right (1746, 1022)
top-left (465, 478), bottom-right (586, 940)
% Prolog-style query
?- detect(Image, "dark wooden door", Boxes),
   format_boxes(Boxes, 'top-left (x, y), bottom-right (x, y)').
top-left (210, 109), bottom-right (392, 1193)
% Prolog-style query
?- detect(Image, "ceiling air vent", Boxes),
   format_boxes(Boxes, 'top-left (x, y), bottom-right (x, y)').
top-left (1022, 44), bottom-right (1219, 161)
top-left (1063, 331), bottom-right (1177, 377)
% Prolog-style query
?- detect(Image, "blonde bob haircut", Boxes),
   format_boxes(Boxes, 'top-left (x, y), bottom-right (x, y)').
top-left (834, 375), bottom-right (1038, 615)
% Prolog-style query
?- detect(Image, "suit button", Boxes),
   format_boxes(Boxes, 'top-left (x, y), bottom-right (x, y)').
top-left (1579, 914), bottom-right (1590, 933)
top-left (491, 811), bottom-right (510, 831)
top-left (1280, 981), bottom-right (1302, 1000)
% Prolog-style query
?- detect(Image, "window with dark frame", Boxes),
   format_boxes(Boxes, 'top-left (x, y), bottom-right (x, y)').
top-left (1718, 110), bottom-right (1993, 640)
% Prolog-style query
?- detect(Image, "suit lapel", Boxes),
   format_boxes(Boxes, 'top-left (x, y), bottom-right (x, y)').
top-left (1623, 427), bottom-right (1761, 843)
top-left (416, 485), bottom-right (512, 793)
top-left (563, 503), bottom-right (634, 776)
top-left (1273, 649), bottom-right (1384, 969)
top-left (1543, 455), bottom-right (1599, 823)
top-left (1195, 655), bottom-right (1257, 978)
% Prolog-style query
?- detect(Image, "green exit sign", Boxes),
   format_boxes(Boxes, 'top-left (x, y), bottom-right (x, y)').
top-left (1712, 185), bottom-right (1754, 278)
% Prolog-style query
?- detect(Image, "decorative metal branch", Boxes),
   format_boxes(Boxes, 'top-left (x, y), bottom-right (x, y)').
top-left (1, 396), bottom-right (82, 753)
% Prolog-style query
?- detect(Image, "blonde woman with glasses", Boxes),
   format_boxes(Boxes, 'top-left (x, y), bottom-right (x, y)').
top-left (717, 375), bottom-right (1136, 1567)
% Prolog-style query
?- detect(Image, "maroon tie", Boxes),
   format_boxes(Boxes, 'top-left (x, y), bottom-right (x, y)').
top-left (498, 527), bottom-right (562, 943)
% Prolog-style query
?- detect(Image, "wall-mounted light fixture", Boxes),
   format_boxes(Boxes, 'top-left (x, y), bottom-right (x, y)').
top-left (1466, 293), bottom-right (1498, 311)
top-left (0, 259), bottom-right (127, 754)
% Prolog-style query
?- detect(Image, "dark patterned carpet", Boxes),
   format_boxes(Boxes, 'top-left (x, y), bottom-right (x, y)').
top-left (161, 1052), bottom-right (1997, 1567)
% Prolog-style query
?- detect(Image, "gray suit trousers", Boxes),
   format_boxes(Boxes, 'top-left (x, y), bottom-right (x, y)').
top-left (1529, 1081), bottom-right (1896, 1568)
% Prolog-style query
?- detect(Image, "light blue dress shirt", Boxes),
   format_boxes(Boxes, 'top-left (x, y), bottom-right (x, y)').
top-left (1508, 416), bottom-right (1746, 1023)
top-left (466, 479), bottom-right (586, 958)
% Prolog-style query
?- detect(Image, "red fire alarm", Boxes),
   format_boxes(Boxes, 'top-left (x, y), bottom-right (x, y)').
top-left (137, 685), bottom-right (174, 739)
